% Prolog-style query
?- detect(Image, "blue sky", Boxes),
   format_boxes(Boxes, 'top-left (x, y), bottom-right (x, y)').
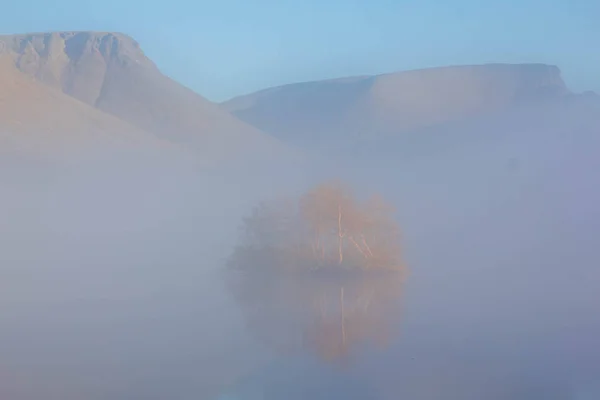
top-left (1, 0), bottom-right (598, 101)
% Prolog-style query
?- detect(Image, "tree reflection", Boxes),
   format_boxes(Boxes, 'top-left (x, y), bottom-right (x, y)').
top-left (226, 181), bottom-right (406, 363)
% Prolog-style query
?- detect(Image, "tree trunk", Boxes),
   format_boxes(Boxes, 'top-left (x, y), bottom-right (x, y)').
top-left (338, 204), bottom-right (345, 264)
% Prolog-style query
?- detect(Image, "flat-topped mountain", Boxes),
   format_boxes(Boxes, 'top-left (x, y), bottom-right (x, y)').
top-left (0, 31), bottom-right (287, 163)
top-left (222, 63), bottom-right (576, 146)
top-left (0, 32), bottom-right (596, 163)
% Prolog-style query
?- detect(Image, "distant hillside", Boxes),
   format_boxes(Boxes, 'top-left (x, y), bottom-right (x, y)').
top-left (0, 31), bottom-right (290, 163)
top-left (222, 64), bottom-right (575, 147)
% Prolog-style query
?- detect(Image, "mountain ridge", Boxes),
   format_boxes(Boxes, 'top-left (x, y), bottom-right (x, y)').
top-left (222, 63), bottom-right (579, 147)
top-left (0, 31), bottom-right (597, 163)
top-left (222, 63), bottom-right (571, 104)
top-left (0, 31), bottom-right (292, 164)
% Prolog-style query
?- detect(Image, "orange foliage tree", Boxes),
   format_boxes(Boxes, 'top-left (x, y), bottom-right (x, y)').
top-left (227, 180), bottom-right (405, 362)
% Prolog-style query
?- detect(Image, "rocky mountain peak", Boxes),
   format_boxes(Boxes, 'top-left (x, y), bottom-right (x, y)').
top-left (0, 31), bottom-right (153, 68)
top-left (0, 31), bottom-right (156, 105)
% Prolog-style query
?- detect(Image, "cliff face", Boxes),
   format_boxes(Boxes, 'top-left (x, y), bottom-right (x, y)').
top-left (222, 63), bottom-right (573, 146)
top-left (0, 32), bottom-right (156, 105)
top-left (0, 32), bottom-right (290, 163)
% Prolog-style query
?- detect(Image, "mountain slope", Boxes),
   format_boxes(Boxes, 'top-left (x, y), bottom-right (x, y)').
top-left (0, 55), bottom-right (178, 162)
top-left (0, 31), bottom-right (290, 163)
top-left (222, 63), bottom-right (574, 146)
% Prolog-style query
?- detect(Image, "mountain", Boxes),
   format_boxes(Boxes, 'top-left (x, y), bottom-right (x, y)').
top-left (1, 33), bottom-right (595, 164)
top-left (0, 55), bottom-right (178, 163)
top-left (222, 63), bottom-right (581, 148)
top-left (0, 31), bottom-right (289, 164)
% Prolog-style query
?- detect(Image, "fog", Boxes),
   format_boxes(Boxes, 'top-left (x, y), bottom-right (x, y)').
top-left (1, 105), bottom-right (600, 399)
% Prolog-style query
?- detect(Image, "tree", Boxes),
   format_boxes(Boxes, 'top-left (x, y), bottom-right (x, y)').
top-left (299, 180), bottom-right (357, 265)
top-left (226, 180), bottom-right (405, 362)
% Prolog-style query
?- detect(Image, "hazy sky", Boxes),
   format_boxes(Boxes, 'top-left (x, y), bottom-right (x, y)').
top-left (1, 0), bottom-right (598, 101)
